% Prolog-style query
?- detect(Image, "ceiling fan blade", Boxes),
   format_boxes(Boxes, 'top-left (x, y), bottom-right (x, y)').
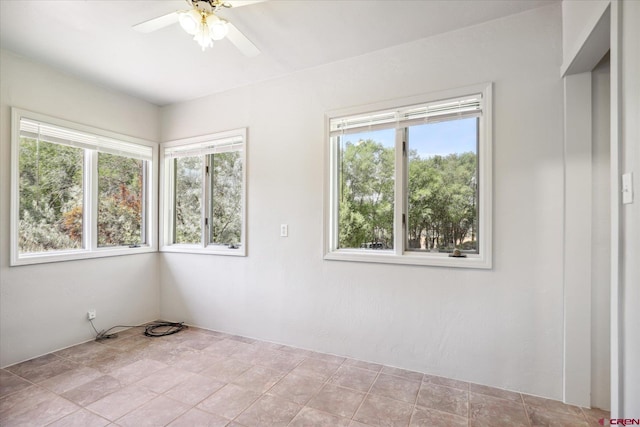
top-left (226, 22), bottom-right (260, 57)
top-left (225, 1), bottom-right (266, 8)
top-left (133, 11), bottom-right (180, 34)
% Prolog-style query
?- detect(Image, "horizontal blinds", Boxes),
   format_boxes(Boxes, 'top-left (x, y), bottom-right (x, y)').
top-left (19, 118), bottom-right (153, 160)
top-left (330, 94), bottom-right (482, 136)
top-left (164, 135), bottom-right (244, 158)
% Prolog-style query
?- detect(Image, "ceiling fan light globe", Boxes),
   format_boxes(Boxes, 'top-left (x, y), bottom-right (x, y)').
top-left (193, 27), bottom-right (213, 51)
top-left (208, 19), bottom-right (228, 41)
top-left (179, 9), bottom-right (201, 35)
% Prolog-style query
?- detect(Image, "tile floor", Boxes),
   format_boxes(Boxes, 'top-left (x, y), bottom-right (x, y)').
top-left (0, 324), bottom-right (609, 426)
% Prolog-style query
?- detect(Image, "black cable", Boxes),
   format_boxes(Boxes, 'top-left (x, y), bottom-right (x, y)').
top-left (90, 320), bottom-right (187, 341)
top-left (144, 322), bottom-right (186, 337)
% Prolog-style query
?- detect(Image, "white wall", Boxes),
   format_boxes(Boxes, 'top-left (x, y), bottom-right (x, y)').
top-left (561, 0), bottom-right (610, 74)
top-left (563, 71), bottom-right (593, 408)
top-left (0, 50), bottom-right (161, 367)
top-left (591, 54), bottom-right (610, 411)
top-left (619, 0), bottom-right (640, 416)
top-left (160, 5), bottom-right (566, 399)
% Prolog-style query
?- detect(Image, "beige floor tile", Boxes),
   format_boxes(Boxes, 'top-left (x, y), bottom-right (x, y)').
top-left (61, 375), bottom-right (123, 406)
top-left (145, 344), bottom-right (198, 364)
top-left (343, 358), bottom-right (384, 373)
top-left (229, 335), bottom-right (257, 344)
top-left (423, 374), bottom-right (469, 391)
top-left (135, 367), bottom-right (195, 393)
top-left (46, 408), bottom-right (110, 427)
top-left (6, 356), bottom-right (78, 384)
top-left (289, 358), bottom-right (341, 382)
top-left (231, 365), bottom-right (285, 393)
top-left (6, 326), bottom-right (592, 427)
top-left (288, 406), bottom-right (351, 427)
top-left (329, 365), bottom-right (378, 392)
top-left (116, 395), bottom-right (191, 427)
top-left (201, 356), bottom-right (253, 383)
top-left (84, 349), bottom-right (141, 374)
top-left (523, 394), bottom-right (585, 417)
top-left (0, 370), bottom-right (32, 399)
top-left (170, 351), bottom-right (225, 374)
top-left (306, 383), bottom-right (365, 418)
top-left (39, 366), bottom-right (103, 394)
top-left (582, 407), bottom-right (610, 427)
top-left (468, 392), bottom-right (529, 427)
top-left (353, 393), bottom-right (414, 427)
top-left (252, 349), bottom-right (304, 372)
top-left (229, 343), bottom-right (262, 364)
top-left (179, 335), bottom-right (219, 351)
top-left (166, 407), bottom-right (230, 427)
top-left (267, 372), bottom-right (325, 405)
top-left (469, 382), bottom-right (522, 402)
top-left (164, 374), bottom-right (225, 406)
top-left (202, 338), bottom-right (247, 357)
top-left (235, 394), bottom-right (301, 427)
top-left (416, 382), bottom-right (469, 417)
top-left (307, 352), bottom-right (346, 365)
top-left (54, 341), bottom-right (105, 362)
top-left (5, 354), bottom-right (59, 375)
top-left (0, 385), bottom-right (55, 419)
top-left (527, 405), bottom-right (590, 427)
top-left (370, 373), bottom-right (421, 404)
top-left (1, 395), bottom-right (78, 426)
top-left (410, 405), bottom-right (468, 427)
top-left (86, 384), bottom-right (157, 421)
top-left (197, 383), bottom-right (261, 419)
top-left (380, 366), bottom-right (424, 382)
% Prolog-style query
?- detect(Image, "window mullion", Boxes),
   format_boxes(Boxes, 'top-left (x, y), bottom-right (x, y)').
top-left (331, 136), bottom-right (341, 251)
top-left (86, 150), bottom-right (98, 251)
top-left (393, 127), bottom-right (405, 255)
top-left (202, 155), bottom-right (210, 248)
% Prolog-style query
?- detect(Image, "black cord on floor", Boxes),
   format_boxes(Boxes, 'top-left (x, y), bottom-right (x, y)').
top-left (90, 319), bottom-right (187, 341)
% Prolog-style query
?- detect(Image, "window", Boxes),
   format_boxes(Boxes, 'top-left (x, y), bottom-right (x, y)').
top-left (10, 109), bottom-right (157, 266)
top-left (325, 84), bottom-right (492, 268)
top-left (161, 129), bottom-right (246, 256)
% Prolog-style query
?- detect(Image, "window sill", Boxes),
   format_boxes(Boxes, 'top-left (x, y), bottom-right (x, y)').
top-left (324, 249), bottom-right (491, 269)
top-left (160, 245), bottom-right (246, 257)
top-left (11, 245), bottom-right (157, 267)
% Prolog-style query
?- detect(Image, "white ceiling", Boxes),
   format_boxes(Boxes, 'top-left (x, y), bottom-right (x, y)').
top-left (0, 0), bottom-right (558, 106)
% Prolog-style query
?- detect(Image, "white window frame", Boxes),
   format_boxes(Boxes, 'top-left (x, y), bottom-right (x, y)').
top-left (10, 108), bottom-right (158, 266)
top-left (324, 83), bottom-right (492, 269)
top-left (160, 128), bottom-right (247, 256)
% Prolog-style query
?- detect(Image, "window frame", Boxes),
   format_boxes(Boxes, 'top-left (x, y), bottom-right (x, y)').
top-left (324, 83), bottom-right (492, 269)
top-left (160, 128), bottom-right (247, 257)
top-left (10, 108), bottom-right (158, 266)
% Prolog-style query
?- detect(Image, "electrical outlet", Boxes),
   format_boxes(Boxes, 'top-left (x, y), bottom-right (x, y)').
top-left (280, 224), bottom-right (288, 237)
top-left (87, 310), bottom-right (96, 320)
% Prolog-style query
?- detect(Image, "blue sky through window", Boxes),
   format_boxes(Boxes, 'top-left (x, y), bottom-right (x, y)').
top-left (341, 118), bottom-right (477, 158)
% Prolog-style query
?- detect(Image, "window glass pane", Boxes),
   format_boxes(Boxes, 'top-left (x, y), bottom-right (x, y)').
top-left (18, 138), bottom-right (83, 253)
top-left (98, 153), bottom-right (145, 247)
top-left (208, 150), bottom-right (243, 248)
top-left (174, 156), bottom-right (202, 244)
top-left (407, 117), bottom-right (479, 253)
top-left (337, 129), bottom-right (395, 250)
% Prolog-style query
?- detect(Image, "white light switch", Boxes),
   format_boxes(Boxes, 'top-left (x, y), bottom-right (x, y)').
top-left (622, 173), bottom-right (633, 205)
top-left (280, 224), bottom-right (288, 237)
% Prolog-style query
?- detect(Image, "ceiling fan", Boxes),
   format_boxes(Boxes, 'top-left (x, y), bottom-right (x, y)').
top-left (133, 0), bottom-right (264, 55)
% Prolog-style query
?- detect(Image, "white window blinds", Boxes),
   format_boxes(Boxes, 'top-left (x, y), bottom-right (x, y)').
top-left (164, 135), bottom-right (244, 158)
top-left (19, 118), bottom-right (153, 160)
top-left (329, 93), bottom-right (482, 136)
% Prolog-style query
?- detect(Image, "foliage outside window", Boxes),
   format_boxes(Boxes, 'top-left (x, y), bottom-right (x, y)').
top-left (161, 129), bottom-right (246, 256)
top-left (11, 109), bottom-right (157, 266)
top-left (326, 84), bottom-right (492, 268)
